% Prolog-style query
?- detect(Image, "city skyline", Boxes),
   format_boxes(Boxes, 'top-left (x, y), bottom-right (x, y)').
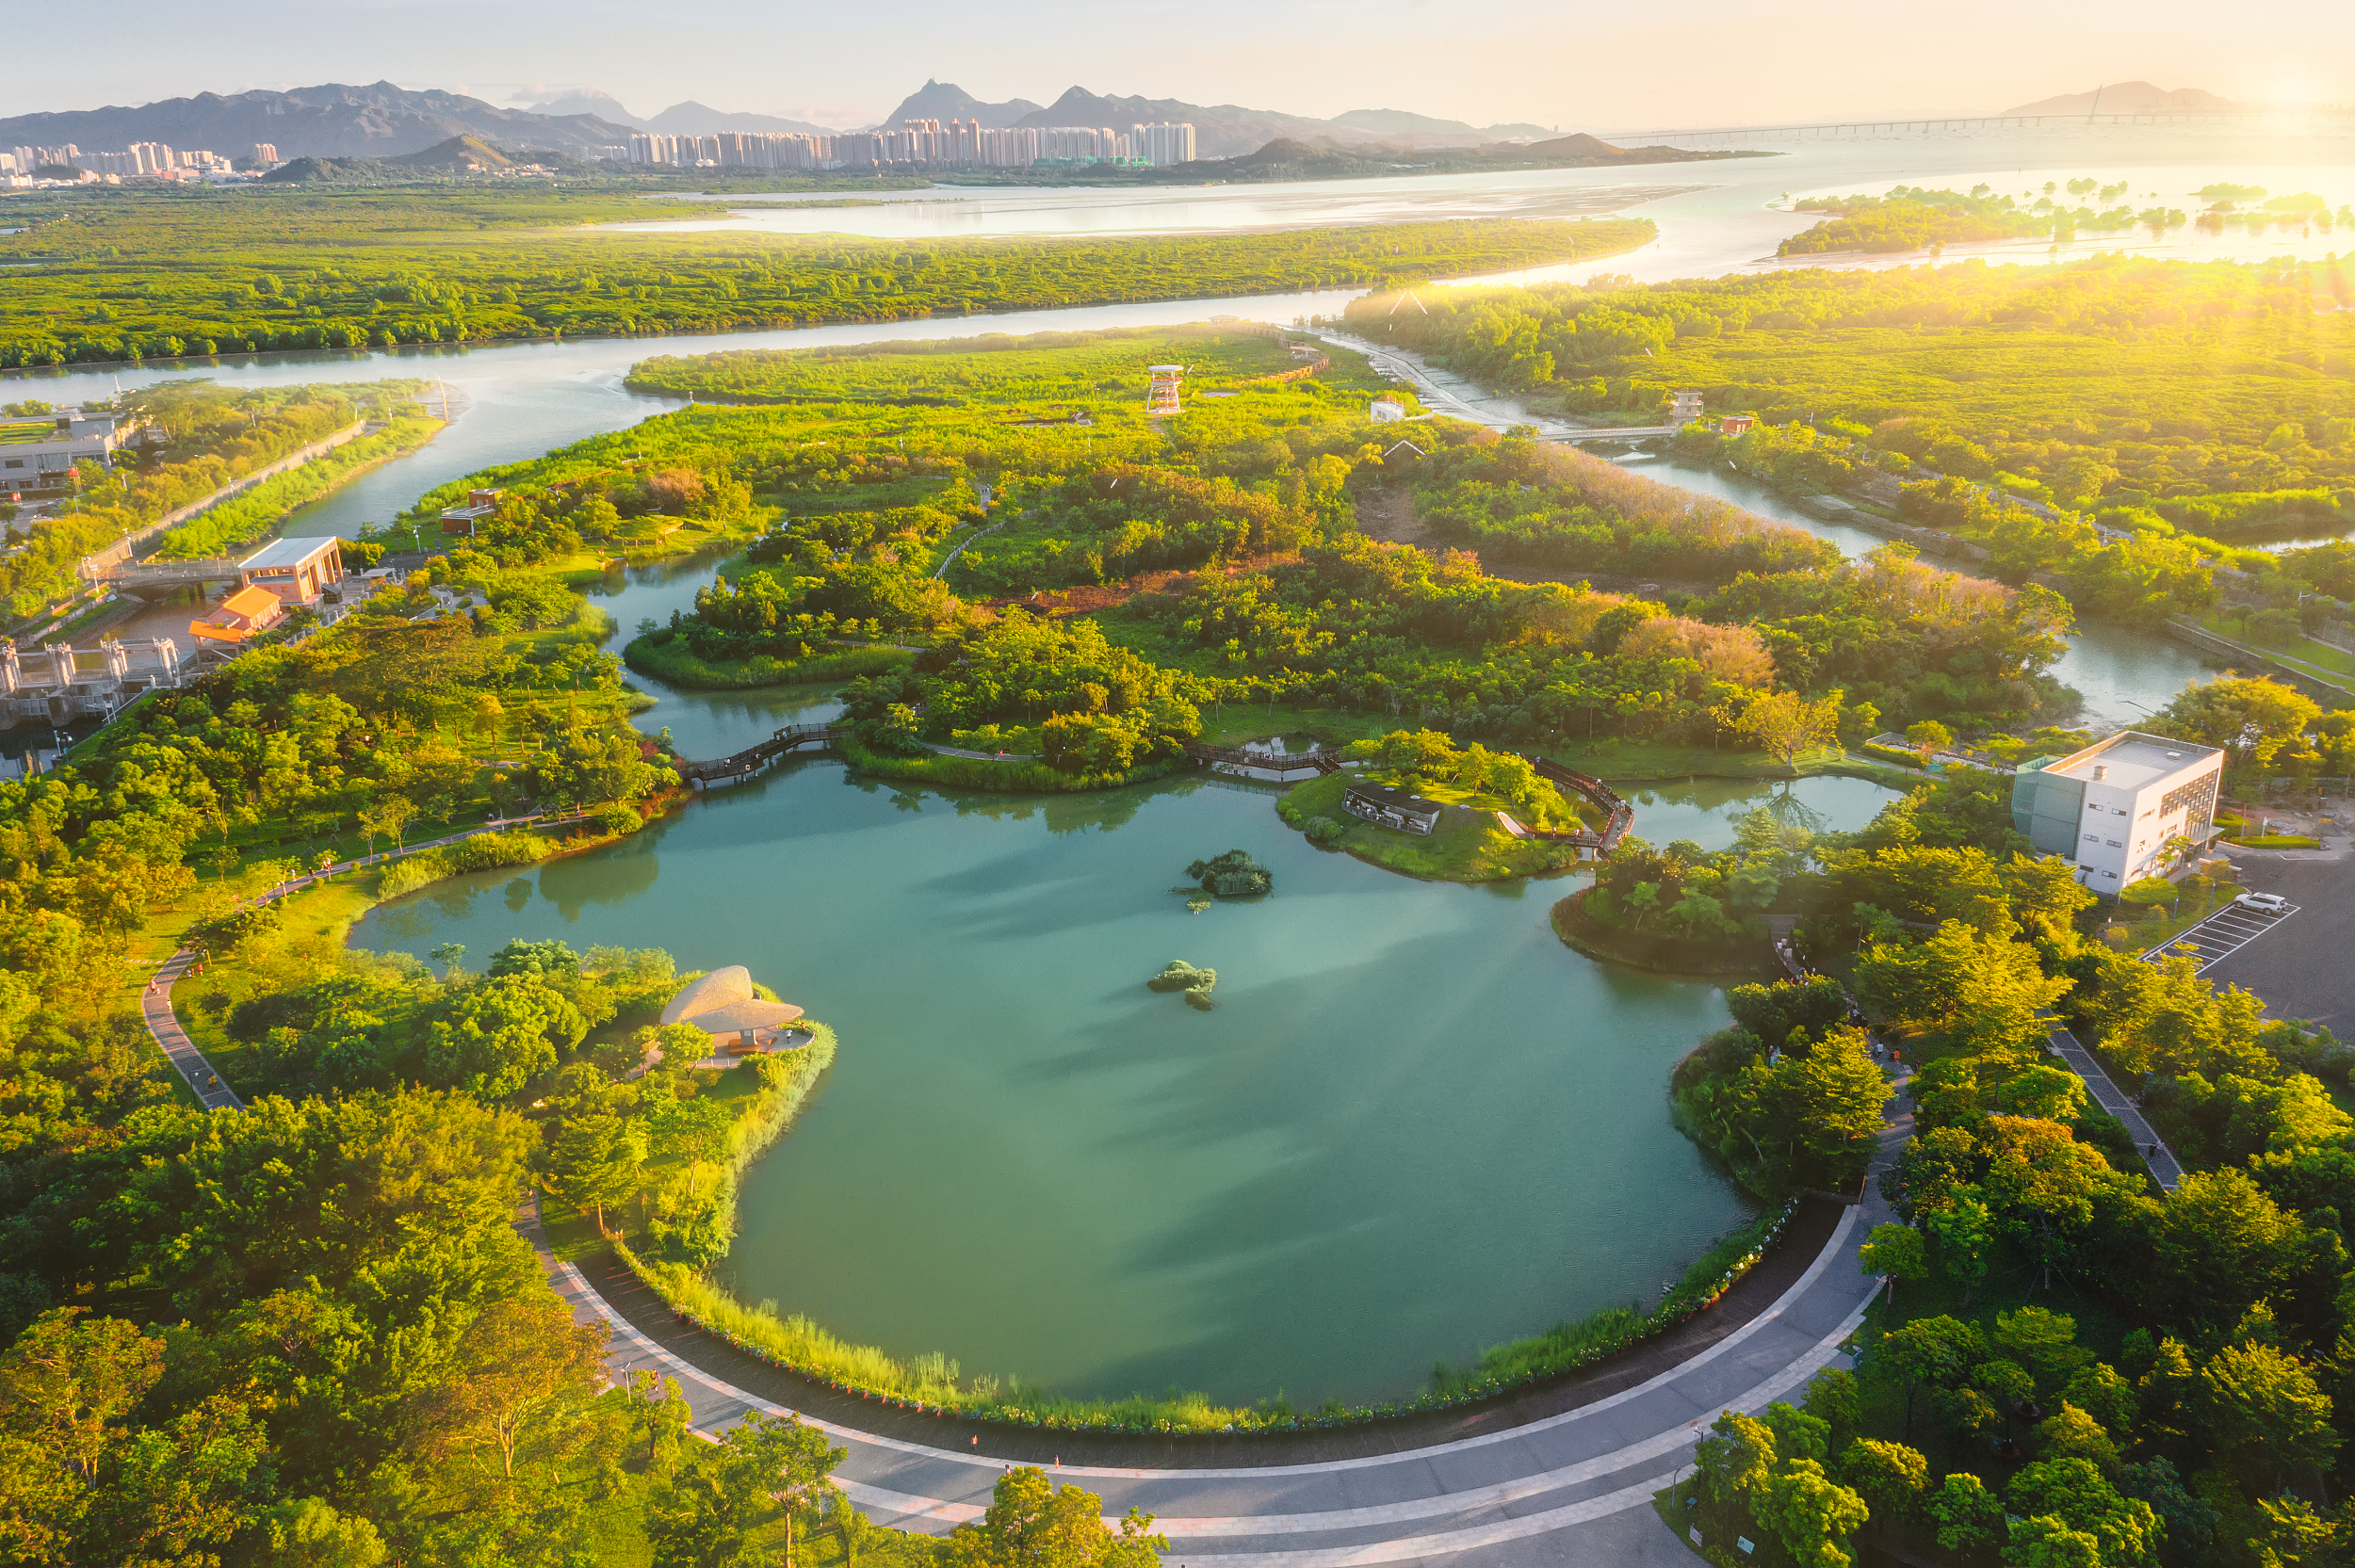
top-left (11, 0), bottom-right (2353, 133)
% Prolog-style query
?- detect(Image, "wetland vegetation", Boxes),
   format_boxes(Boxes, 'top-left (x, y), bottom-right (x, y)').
top-left (0, 185), bottom-right (1652, 366)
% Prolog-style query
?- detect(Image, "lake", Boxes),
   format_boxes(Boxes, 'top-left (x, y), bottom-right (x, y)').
top-left (352, 747), bottom-right (1896, 1405)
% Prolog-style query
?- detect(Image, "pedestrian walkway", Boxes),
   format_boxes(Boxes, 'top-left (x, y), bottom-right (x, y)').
top-left (2141, 897), bottom-right (2299, 976)
top-left (135, 809), bottom-right (592, 1107)
top-left (2042, 1018), bottom-right (2184, 1191)
top-left (143, 949), bottom-right (244, 1111)
top-left (529, 1064), bottom-right (1914, 1564)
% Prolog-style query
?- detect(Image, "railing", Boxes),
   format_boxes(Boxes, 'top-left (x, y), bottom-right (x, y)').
top-left (675, 723), bottom-right (844, 787)
top-left (1183, 743), bottom-right (1344, 774)
top-left (1529, 757), bottom-right (1634, 851)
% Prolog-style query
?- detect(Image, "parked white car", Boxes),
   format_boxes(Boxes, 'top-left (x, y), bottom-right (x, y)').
top-left (2235, 891), bottom-right (2291, 913)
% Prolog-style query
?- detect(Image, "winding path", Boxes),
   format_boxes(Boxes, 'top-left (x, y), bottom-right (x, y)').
top-left (531, 1071), bottom-right (1907, 1564)
top-left (135, 809), bottom-right (1903, 1563)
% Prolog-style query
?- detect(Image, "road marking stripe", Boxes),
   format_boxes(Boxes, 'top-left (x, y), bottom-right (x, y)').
top-left (2143, 901), bottom-right (2298, 975)
top-left (838, 1299), bottom-right (1875, 1550)
top-left (562, 1240), bottom-right (1872, 1542)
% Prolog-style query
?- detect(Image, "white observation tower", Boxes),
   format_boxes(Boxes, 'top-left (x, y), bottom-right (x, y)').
top-left (1146, 364), bottom-right (1185, 416)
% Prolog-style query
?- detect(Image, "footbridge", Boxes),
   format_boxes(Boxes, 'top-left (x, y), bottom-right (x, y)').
top-left (1530, 757), bottom-right (1635, 852)
top-left (1183, 742), bottom-right (1344, 774)
top-left (1551, 425), bottom-right (1681, 443)
top-left (675, 723), bottom-right (843, 788)
top-left (83, 556), bottom-right (252, 603)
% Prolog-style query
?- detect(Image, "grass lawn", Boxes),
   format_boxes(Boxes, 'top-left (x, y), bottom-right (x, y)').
top-left (1276, 770), bottom-right (1589, 881)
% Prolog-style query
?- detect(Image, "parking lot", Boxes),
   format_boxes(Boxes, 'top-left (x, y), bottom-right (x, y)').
top-left (2198, 849), bottom-right (2354, 1028)
top-left (2143, 897), bottom-right (2300, 975)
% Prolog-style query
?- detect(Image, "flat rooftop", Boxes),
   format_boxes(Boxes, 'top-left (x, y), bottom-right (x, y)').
top-left (238, 536), bottom-right (339, 571)
top-left (2046, 732), bottom-right (2221, 792)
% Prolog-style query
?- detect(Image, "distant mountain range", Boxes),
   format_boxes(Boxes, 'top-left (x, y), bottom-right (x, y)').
top-left (523, 90), bottom-right (835, 137)
top-left (2000, 81), bottom-right (2241, 117)
top-left (0, 81), bottom-right (633, 160)
top-left (876, 81), bottom-right (1551, 157)
top-left (0, 78), bottom-right (1569, 165)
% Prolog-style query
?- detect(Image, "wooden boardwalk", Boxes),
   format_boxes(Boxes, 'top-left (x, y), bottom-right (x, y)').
top-left (1182, 742), bottom-right (1343, 775)
top-left (676, 723), bottom-right (844, 788)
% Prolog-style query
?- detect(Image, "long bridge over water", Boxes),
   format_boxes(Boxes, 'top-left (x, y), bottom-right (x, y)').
top-left (1600, 107), bottom-right (2355, 147)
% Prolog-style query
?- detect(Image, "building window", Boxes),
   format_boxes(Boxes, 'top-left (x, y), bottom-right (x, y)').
top-left (2161, 773), bottom-right (2217, 822)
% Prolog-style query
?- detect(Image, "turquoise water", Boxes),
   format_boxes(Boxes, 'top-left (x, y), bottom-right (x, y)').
top-left (352, 764), bottom-right (1894, 1405)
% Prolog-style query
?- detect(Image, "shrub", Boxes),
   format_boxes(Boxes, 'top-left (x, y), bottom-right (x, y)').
top-left (1304, 815), bottom-right (1347, 846)
top-left (592, 801), bottom-right (643, 837)
top-left (450, 831), bottom-right (551, 873)
top-left (378, 851), bottom-right (452, 897)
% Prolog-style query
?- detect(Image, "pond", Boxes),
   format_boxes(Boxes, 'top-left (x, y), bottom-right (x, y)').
top-left (351, 761), bottom-right (1898, 1405)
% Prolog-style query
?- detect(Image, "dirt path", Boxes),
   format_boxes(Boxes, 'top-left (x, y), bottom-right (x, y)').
top-left (1351, 480), bottom-right (1440, 550)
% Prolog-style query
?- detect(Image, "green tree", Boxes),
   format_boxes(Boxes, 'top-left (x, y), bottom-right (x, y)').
top-left (81, 1395), bottom-right (269, 1568)
top-left (545, 1112), bottom-right (647, 1233)
top-left (943, 1464), bottom-right (1167, 1568)
top-left (1840, 1439), bottom-right (1927, 1536)
top-left (2196, 1339), bottom-right (2340, 1493)
top-left (1772, 1026), bottom-right (1894, 1186)
top-left (413, 1292), bottom-right (608, 1483)
top-left (1999, 853), bottom-right (2100, 941)
top-left (0, 1307), bottom-right (164, 1483)
top-left (1853, 919), bottom-right (2068, 1053)
top-left (2006, 1457), bottom-right (2162, 1567)
top-left (1905, 719), bottom-right (1954, 762)
top-left (1725, 688), bottom-right (1845, 771)
top-left (1880, 1316), bottom-right (1987, 1444)
top-left (1694, 1410), bottom-right (1779, 1510)
top-left (1925, 1188), bottom-right (1994, 1306)
top-left (1860, 1223), bottom-right (1928, 1305)
top-left (260, 1496), bottom-right (390, 1568)
top-left (1927, 1471), bottom-right (2006, 1556)
top-left (420, 973), bottom-right (587, 1099)
top-left (651, 1414), bottom-right (846, 1568)
top-left (1756, 1459), bottom-right (1868, 1568)
top-left (2148, 1169), bottom-right (2311, 1332)
top-left (2153, 675), bottom-right (2321, 770)
top-left (1994, 1306), bottom-right (2093, 1398)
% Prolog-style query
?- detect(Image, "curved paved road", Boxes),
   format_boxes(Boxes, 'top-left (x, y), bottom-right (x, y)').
top-left (539, 1075), bottom-right (1905, 1565)
top-left (135, 823), bottom-right (1906, 1563)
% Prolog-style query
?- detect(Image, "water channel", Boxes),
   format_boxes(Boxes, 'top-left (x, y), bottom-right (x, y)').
top-left (46, 129), bottom-right (2293, 1398)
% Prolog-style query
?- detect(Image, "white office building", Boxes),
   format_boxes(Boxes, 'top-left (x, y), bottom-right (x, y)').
top-left (2010, 731), bottom-right (2226, 891)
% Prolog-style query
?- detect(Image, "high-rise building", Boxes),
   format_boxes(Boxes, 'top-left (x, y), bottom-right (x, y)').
top-left (253, 143), bottom-right (279, 166)
top-left (1129, 122), bottom-right (1196, 166)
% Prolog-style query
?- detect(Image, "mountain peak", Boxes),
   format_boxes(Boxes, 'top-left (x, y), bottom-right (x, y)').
top-left (2000, 81), bottom-right (2241, 116)
top-left (879, 80), bottom-right (1041, 129)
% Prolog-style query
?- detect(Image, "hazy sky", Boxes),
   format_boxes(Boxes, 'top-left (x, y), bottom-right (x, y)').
top-left (12, 0), bottom-right (2352, 130)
